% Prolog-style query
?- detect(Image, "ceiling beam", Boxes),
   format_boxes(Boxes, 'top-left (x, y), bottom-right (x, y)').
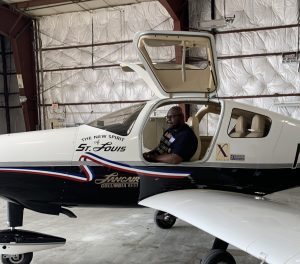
top-left (158, 0), bottom-right (189, 31)
top-left (0, 5), bottom-right (38, 131)
top-left (11, 0), bottom-right (75, 9)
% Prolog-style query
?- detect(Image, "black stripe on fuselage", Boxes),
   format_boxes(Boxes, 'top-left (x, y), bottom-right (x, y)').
top-left (0, 165), bottom-right (299, 207)
top-left (138, 165), bottom-right (300, 200)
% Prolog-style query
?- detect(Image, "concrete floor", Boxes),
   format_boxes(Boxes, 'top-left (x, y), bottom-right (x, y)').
top-left (0, 201), bottom-right (259, 264)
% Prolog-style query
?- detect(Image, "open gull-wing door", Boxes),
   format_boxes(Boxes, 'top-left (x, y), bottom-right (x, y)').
top-left (120, 62), bottom-right (164, 98)
top-left (133, 31), bottom-right (219, 98)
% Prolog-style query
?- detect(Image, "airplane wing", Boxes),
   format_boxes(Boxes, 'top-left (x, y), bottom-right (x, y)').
top-left (139, 189), bottom-right (300, 264)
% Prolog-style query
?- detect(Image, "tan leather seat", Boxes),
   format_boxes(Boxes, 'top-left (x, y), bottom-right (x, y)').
top-left (246, 114), bottom-right (265, 138)
top-left (186, 116), bottom-right (201, 161)
top-left (230, 116), bottom-right (247, 137)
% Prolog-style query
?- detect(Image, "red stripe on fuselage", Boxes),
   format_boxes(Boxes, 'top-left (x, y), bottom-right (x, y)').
top-left (81, 155), bottom-right (186, 179)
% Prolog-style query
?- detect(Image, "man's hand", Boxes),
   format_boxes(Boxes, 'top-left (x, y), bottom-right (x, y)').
top-left (143, 152), bottom-right (156, 162)
top-left (153, 153), bottom-right (182, 164)
top-left (143, 152), bottom-right (182, 164)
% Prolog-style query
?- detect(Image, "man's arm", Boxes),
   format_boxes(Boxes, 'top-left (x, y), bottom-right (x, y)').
top-left (144, 152), bottom-right (182, 164)
top-left (143, 150), bottom-right (156, 161)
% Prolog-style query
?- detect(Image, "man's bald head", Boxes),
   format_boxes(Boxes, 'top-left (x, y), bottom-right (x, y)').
top-left (169, 106), bottom-right (182, 114)
top-left (166, 106), bottom-right (185, 128)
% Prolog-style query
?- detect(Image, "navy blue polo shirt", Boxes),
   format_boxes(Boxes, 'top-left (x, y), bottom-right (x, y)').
top-left (155, 124), bottom-right (198, 161)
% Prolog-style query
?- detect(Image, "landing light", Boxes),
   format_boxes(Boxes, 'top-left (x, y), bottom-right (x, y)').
top-left (254, 196), bottom-right (264, 200)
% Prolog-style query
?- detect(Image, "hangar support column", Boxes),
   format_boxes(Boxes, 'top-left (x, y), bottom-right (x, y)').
top-left (159, 0), bottom-right (189, 31)
top-left (0, 5), bottom-right (38, 131)
top-left (0, 36), bottom-right (11, 133)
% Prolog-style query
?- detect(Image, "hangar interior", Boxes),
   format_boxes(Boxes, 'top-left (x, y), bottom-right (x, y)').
top-left (0, 1), bottom-right (299, 264)
top-left (0, 0), bottom-right (299, 134)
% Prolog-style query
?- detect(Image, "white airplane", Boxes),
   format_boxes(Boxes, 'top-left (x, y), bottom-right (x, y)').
top-left (0, 30), bottom-right (299, 264)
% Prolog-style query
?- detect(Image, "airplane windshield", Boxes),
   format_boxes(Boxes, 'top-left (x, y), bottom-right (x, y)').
top-left (88, 103), bottom-right (146, 136)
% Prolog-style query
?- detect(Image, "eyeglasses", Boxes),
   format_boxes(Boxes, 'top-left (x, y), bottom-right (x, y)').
top-left (165, 114), bottom-right (182, 119)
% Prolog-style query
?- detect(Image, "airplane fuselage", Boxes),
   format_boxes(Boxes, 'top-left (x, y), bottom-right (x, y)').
top-left (0, 99), bottom-right (299, 215)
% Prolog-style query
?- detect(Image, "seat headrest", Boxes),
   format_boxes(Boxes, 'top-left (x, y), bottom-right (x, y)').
top-left (186, 116), bottom-right (200, 161)
top-left (186, 116), bottom-right (198, 127)
top-left (186, 116), bottom-right (199, 137)
top-left (235, 116), bottom-right (246, 133)
top-left (251, 115), bottom-right (265, 133)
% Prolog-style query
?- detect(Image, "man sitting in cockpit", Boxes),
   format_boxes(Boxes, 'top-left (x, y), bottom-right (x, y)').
top-left (143, 106), bottom-right (198, 164)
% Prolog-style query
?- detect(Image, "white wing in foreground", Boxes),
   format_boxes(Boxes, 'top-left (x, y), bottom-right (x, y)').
top-left (139, 189), bottom-right (300, 264)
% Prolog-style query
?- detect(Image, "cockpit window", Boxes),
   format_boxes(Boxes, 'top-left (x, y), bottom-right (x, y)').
top-left (88, 103), bottom-right (145, 136)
